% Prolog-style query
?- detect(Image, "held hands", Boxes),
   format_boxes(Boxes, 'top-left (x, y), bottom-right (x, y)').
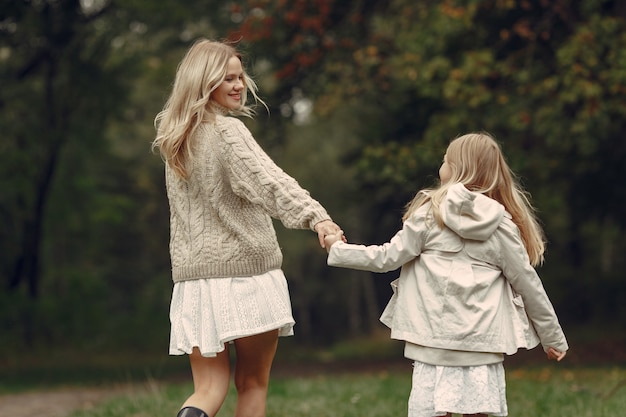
top-left (314, 220), bottom-right (346, 249)
top-left (546, 347), bottom-right (567, 362)
top-left (323, 230), bottom-right (345, 253)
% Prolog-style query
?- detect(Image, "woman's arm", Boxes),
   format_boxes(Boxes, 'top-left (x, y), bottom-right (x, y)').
top-left (218, 117), bottom-right (332, 231)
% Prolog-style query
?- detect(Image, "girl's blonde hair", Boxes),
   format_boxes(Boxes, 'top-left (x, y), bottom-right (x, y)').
top-left (404, 132), bottom-right (546, 266)
top-left (152, 39), bottom-right (264, 178)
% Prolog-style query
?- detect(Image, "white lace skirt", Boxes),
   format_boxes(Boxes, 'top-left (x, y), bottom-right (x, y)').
top-left (169, 269), bottom-right (295, 357)
top-left (408, 361), bottom-right (508, 417)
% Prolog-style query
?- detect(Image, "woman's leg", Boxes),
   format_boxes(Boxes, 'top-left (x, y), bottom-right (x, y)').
top-left (232, 329), bottom-right (279, 417)
top-left (180, 346), bottom-right (231, 416)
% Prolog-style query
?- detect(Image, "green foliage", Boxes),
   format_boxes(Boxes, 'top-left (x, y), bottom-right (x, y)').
top-left (240, 0), bottom-right (626, 327)
top-left (2, 0), bottom-right (626, 358)
top-left (0, 0), bottom-right (263, 350)
top-left (1, 0), bottom-right (140, 346)
top-left (0, 0), bottom-right (219, 352)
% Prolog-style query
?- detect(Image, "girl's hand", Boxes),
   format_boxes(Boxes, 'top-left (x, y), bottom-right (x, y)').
top-left (546, 347), bottom-right (567, 362)
top-left (324, 231), bottom-right (345, 253)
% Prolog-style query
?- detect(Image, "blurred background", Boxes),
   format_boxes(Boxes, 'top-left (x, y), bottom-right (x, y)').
top-left (1, 0), bottom-right (625, 381)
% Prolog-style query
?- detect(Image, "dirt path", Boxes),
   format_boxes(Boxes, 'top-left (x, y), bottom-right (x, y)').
top-left (0, 386), bottom-right (130, 417)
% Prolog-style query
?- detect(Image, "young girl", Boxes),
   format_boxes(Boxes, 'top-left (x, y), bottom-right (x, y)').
top-left (324, 133), bottom-right (568, 417)
top-left (152, 39), bottom-right (342, 417)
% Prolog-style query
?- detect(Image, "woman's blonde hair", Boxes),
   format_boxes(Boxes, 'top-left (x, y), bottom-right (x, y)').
top-left (152, 39), bottom-right (264, 178)
top-left (404, 132), bottom-right (546, 266)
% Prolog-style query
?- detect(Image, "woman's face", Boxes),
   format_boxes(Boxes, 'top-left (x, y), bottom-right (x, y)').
top-left (212, 56), bottom-right (244, 110)
top-left (439, 153), bottom-right (452, 183)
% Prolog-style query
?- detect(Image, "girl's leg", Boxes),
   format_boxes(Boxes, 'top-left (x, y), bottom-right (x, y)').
top-left (232, 329), bottom-right (280, 417)
top-left (180, 346), bottom-right (231, 417)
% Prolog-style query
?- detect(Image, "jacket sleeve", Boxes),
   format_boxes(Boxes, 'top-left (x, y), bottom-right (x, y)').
top-left (497, 220), bottom-right (569, 353)
top-left (217, 117), bottom-right (330, 230)
top-left (327, 214), bottom-right (428, 273)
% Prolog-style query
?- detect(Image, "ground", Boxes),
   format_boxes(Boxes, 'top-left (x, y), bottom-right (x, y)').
top-left (0, 387), bottom-right (124, 417)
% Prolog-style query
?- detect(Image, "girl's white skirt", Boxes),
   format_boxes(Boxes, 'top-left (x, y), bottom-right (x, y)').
top-left (169, 269), bottom-right (295, 357)
top-left (408, 361), bottom-right (508, 417)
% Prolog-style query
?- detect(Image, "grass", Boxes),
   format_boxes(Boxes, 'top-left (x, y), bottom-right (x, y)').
top-left (4, 326), bottom-right (626, 416)
top-left (507, 367), bottom-right (626, 417)
top-left (63, 366), bottom-right (626, 417)
top-left (67, 371), bottom-right (410, 417)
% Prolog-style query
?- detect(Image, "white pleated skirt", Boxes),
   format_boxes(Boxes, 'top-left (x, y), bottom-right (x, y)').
top-left (169, 269), bottom-right (295, 357)
top-left (408, 361), bottom-right (508, 417)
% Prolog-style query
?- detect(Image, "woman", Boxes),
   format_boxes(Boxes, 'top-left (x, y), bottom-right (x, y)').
top-left (153, 39), bottom-right (342, 417)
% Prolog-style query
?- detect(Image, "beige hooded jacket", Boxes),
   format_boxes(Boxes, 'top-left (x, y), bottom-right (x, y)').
top-left (328, 183), bottom-right (568, 355)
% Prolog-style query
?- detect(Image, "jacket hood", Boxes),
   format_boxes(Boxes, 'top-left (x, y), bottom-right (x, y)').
top-left (441, 183), bottom-right (505, 241)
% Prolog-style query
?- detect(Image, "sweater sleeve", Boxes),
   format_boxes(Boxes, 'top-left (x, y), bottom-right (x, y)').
top-left (217, 116), bottom-right (331, 230)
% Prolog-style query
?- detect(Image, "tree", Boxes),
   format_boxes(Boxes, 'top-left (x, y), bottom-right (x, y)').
top-left (237, 0), bottom-right (626, 325)
top-left (0, 0), bottom-right (238, 349)
top-left (0, 1), bottom-right (122, 295)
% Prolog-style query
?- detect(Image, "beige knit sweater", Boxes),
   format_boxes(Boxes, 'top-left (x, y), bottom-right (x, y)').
top-left (165, 114), bottom-right (331, 282)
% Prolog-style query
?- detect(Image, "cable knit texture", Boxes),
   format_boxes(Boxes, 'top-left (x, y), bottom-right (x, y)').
top-left (166, 114), bottom-right (330, 282)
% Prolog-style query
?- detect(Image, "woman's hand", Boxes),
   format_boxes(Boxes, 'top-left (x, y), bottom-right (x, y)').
top-left (546, 347), bottom-right (567, 362)
top-left (314, 220), bottom-right (345, 248)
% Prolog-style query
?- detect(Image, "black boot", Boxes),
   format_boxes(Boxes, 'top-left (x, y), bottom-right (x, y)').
top-left (177, 406), bottom-right (209, 417)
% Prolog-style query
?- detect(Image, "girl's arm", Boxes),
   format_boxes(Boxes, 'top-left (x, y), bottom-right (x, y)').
top-left (498, 220), bottom-right (569, 354)
top-left (326, 214), bottom-right (427, 273)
